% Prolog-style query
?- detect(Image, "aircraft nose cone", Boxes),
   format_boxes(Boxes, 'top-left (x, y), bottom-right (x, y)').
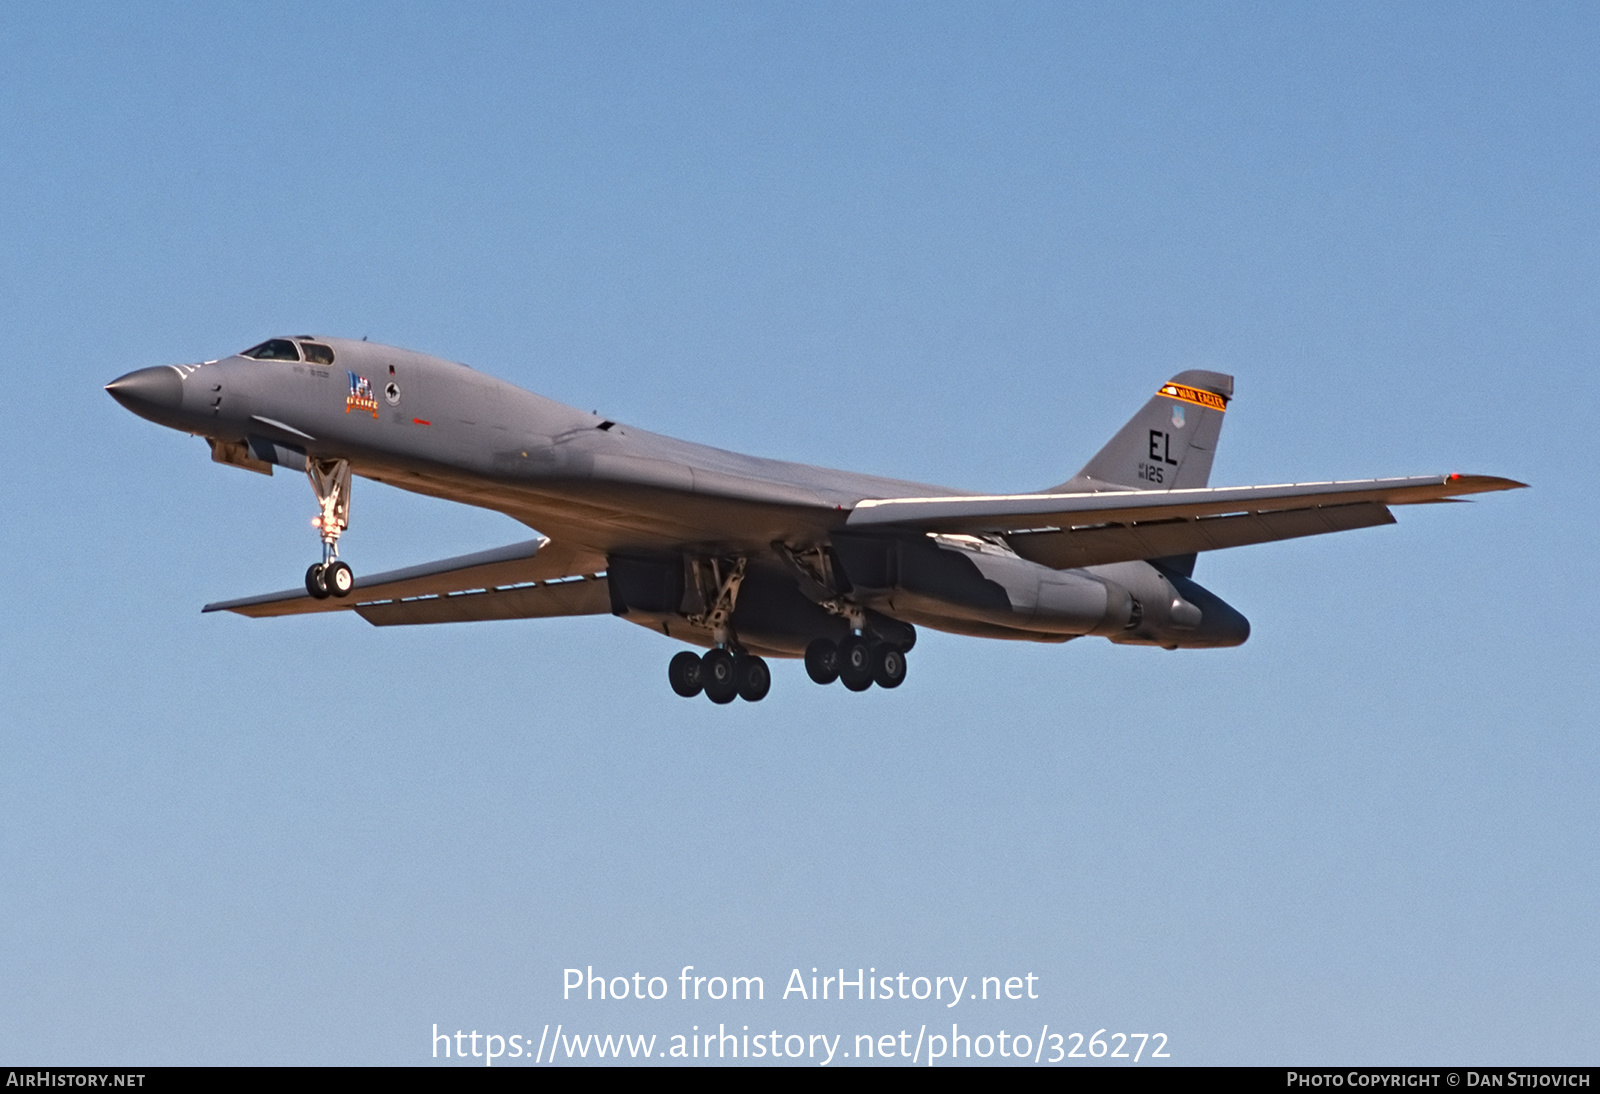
top-left (106, 366), bottom-right (183, 415)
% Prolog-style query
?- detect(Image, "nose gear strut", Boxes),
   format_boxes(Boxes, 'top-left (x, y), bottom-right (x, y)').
top-left (303, 458), bottom-right (354, 599)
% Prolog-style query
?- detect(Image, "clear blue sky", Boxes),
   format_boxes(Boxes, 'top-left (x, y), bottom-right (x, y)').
top-left (1, 1), bottom-right (1594, 1065)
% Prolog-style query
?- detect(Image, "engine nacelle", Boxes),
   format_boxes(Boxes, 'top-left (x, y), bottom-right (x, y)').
top-left (830, 533), bottom-right (1248, 648)
top-left (1088, 561), bottom-right (1250, 649)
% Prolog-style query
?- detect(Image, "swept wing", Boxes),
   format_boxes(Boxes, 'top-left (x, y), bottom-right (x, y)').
top-left (203, 537), bottom-right (608, 624)
top-left (848, 473), bottom-right (1524, 569)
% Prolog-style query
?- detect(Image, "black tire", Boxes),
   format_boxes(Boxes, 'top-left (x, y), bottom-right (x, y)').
top-left (838, 635), bottom-right (875, 692)
top-left (804, 638), bottom-right (839, 685)
top-left (701, 648), bottom-right (738, 704)
top-left (668, 651), bottom-right (704, 698)
top-left (873, 645), bottom-right (907, 689)
top-left (324, 560), bottom-right (354, 598)
top-left (736, 655), bottom-right (771, 702)
top-left (305, 563), bottom-right (330, 599)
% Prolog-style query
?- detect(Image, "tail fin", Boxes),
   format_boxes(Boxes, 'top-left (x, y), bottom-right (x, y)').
top-left (1050, 369), bottom-right (1233, 493)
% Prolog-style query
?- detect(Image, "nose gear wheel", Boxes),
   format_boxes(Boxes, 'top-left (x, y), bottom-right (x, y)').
top-left (323, 560), bottom-right (354, 597)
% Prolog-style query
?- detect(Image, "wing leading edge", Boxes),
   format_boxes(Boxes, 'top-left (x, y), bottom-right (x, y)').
top-left (847, 473), bottom-right (1525, 569)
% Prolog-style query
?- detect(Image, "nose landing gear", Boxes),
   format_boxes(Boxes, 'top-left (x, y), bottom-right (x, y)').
top-left (308, 559), bottom-right (354, 598)
top-left (302, 458), bottom-right (355, 600)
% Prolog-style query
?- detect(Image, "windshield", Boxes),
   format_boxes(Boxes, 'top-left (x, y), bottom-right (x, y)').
top-left (239, 339), bottom-right (337, 365)
top-left (301, 342), bottom-right (335, 365)
top-left (241, 339), bottom-right (301, 362)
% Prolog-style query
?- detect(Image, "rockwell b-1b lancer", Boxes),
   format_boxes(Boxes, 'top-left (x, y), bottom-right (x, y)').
top-left (107, 337), bottom-right (1522, 703)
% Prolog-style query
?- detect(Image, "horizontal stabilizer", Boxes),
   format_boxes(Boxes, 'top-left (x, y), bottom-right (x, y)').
top-left (849, 474), bottom-right (1524, 569)
top-left (202, 538), bottom-right (607, 619)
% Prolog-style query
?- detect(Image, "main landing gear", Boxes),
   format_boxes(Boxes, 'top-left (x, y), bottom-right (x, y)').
top-left (804, 635), bottom-right (907, 691)
top-left (302, 458), bottom-right (355, 600)
top-left (666, 557), bottom-right (771, 702)
top-left (669, 648), bottom-right (772, 704)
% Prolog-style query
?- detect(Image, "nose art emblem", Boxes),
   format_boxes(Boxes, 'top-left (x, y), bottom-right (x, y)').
top-left (384, 381), bottom-right (401, 406)
top-left (345, 372), bottom-right (379, 418)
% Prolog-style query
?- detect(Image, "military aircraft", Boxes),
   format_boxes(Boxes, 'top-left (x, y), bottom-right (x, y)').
top-left (106, 336), bottom-right (1522, 703)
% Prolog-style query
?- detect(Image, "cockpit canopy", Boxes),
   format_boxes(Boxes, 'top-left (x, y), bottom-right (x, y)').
top-left (241, 338), bottom-right (336, 365)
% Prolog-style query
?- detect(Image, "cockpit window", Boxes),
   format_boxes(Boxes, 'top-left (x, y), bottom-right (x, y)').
top-left (242, 339), bottom-right (301, 361)
top-left (301, 342), bottom-right (336, 365)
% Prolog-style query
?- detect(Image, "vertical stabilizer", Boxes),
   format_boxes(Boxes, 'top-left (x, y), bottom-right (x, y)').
top-left (1050, 370), bottom-right (1233, 493)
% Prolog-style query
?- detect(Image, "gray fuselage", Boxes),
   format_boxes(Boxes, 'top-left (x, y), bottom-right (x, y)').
top-left (108, 336), bottom-right (1250, 655)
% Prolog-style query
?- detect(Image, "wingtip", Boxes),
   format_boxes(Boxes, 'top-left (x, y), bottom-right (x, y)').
top-left (1447, 473), bottom-right (1528, 492)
